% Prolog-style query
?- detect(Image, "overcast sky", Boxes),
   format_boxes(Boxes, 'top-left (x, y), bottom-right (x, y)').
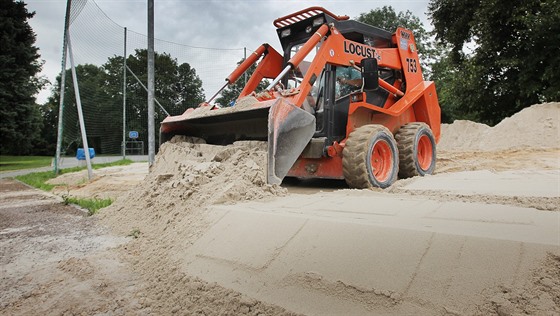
top-left (25, 0), bottom-right (432, 104)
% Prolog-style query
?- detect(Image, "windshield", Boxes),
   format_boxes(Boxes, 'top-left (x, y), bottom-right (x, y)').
top-left (285, 40), bottom-right (322, 89)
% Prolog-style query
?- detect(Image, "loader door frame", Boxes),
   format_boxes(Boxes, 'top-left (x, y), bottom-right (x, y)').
top-left (313, 65), bottom-right (348, 147)
top-left (313, 68), bottom-right (327, 134)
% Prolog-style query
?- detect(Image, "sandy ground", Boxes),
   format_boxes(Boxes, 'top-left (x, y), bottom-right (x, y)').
top-left (1, 102), bottom-right (559, 315)
top-left (0, 180), bottom-right (143, 315)
top-left (48, 163), bottom-right (150, 200)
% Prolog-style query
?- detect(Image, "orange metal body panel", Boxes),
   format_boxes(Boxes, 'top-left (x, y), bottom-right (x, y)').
top-left (346, 81), bottom-right (441, 140)
top-left (239, 46), bottom-right (284, 98)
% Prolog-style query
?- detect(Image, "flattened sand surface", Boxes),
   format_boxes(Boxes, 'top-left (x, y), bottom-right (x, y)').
top-left (95, 103), bottom-right (559, 314)
top-left (9, 102), bottom-right (558, 315)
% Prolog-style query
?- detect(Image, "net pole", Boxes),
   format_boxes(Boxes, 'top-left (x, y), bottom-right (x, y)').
top-left (244, 47), bottom-right (247, 85)
top-left (54, 0), bottom-right (72, 174)
top-left (126, 66), bottom-right (169, 116)
top-left (147, 0), bottom-right (155, 165)
top-left (122, 27), bottom-right (127, 159)
top-left (67, 33), bottom-right (93, 179)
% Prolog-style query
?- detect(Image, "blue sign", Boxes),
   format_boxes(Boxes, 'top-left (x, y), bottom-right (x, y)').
top-left (129, 131), bottom-right (139, 139)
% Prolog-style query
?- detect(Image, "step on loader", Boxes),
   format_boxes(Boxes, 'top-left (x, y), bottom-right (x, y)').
top-left (160, 7), bottom-right (441, 188)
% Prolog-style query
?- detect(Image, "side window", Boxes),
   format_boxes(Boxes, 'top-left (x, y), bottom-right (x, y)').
top-left (335, 66), bottom-right (362, 98)
top-left (313, 69), bottom-right (326, 132)
top-left (309, 69), bottom-right (325, 112)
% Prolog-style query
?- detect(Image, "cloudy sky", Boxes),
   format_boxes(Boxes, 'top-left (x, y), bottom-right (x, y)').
top-left (25, 0), bottom-right (432, 104)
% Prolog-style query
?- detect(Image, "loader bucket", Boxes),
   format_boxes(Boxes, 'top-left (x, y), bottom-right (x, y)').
top-left (160, 98), bottom-right (272, 145)
top-left (160, 97), bottom-right (315, 185)
top-left (267, 98), bottom-right (316, 185)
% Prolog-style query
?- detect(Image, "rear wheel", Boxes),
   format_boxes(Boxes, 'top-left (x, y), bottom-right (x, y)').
top-left (343, 125), bottom-right (399, 189)
top-left (395, 123), bottom-right (436, 178)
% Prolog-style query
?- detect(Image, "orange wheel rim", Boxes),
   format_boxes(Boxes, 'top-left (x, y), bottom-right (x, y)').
top-left (370, 140), bottom-right (392, 182)
top-left (417, 134), bottom-right (433, 171)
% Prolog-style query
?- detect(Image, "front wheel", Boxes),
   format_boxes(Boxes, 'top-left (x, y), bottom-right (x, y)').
top-left (395, 122), bottom-right (436, 178)
top-left (343, 125), bottom-right (399, 189)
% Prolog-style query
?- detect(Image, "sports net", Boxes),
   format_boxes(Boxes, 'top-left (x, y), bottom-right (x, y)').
top-left (58, 0), bottom-right (245, 157)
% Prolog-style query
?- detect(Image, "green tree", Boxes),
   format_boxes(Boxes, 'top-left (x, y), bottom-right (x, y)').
top-left (0, 0), bottom-right (46, 155)
top-left (108, 49), bottom-right (205, 116)
top-left (36, 93), bottom-right (59, 156)
top-left (428, 0), bottom-right (560, 125)
top-left (428, 47), bottom-right (481, 123)
top-left (44, 50), bottom-right (206, 156)
top-left (44, 65), bottom-right (111, 155)
top-left (357, 6), bottom-right (435, 75)
top-left (215, 60), bottom-right (269, 107)
top-left (103, 49), bottom-right (205, 152)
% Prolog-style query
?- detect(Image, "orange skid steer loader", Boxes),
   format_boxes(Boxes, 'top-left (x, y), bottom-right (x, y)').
top-left (160, 7), bottom-right (441, 188)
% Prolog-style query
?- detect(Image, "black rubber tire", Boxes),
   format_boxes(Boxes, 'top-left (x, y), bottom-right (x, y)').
top-left (395, 122), bottom-right (436, 178)
top-left (343, 125), bottom-right (399, 189)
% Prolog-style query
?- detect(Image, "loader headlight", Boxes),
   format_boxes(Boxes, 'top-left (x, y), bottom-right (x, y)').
top-left (306, 26), bottom-right (312, 33)
top-left (313, 17), bottom-right (324, 27)
top-left (281, 28), bottom-right (291, 38)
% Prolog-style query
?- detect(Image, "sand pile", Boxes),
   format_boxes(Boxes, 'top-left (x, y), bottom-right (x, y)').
top-left (439, 102), bottom-right (559, 151)
top-left (148, 136), bottom-right (285, 205)
top-left (99, 137), bottom-right (293, 315)
top-left (480, 253), bottom-right (560, 315)
top-left (101, 135), bottom-right (287, 249)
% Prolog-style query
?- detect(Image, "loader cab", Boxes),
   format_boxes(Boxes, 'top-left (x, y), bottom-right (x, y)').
top-left (273, 7), bottom-right (398, 155)
top-left (274, 6), bottom-right (393, 99)
top-left (274, 7), bottom-right (393, 52)
top-left (281, 39), bottom-right (389, 140)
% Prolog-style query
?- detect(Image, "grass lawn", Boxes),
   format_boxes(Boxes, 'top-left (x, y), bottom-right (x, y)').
top-left (0, 156), bottom-right (52, 172)
top-left (14, 158), bottom-right (135, 214)
top-left (14, 158), bottom-right (135, 191)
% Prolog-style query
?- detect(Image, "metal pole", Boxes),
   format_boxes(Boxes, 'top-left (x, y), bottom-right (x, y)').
top-left (243, 47), bottom-right (247, 85)
top-left (126, 65), bottom-right (169, 116)
top-left (122, 27), bottom-right (127, 159)
top-left (207, 82), bottom-right (228, 104)
top-left (266, 65), bottom-right (292, 90)
top-left (147, 0), bottom-right (155, 165)
top-left (67, 33), bottom-right (93, 179)
top-left (54, 0), bottom-right (72, 174)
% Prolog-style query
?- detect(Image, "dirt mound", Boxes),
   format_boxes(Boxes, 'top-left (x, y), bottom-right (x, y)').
top-left (480, 252), bottom-right (560, 315)
top-left (149, 136), bottom-right (285, 205)
top-left (100, 136), bottom-right (286, 245)
top-left (98, 137), bottom-right (292, 315)
top-left (438, 120), bottom-right (491, 151)
top-left (439, 102), bottom-right (559, 151)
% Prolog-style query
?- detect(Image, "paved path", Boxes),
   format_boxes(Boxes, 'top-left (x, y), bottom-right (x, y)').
top-left (0, 155), bottom-right (148, 179)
